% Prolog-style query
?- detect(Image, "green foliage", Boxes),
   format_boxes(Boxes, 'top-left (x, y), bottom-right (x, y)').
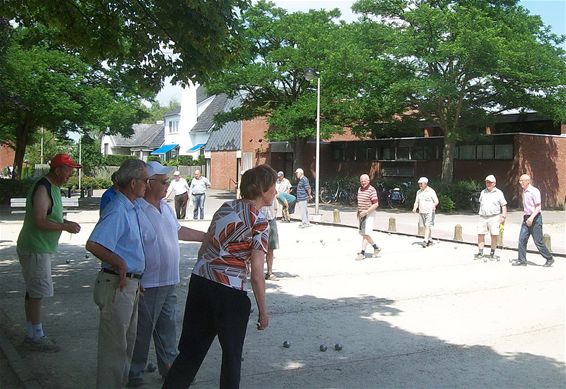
top-left (0, 25), bottom-right (147, 179)
top-left (351, 0), bottom-right (566, 183)
top-left (72, 135), bottom-right (104, 176)
top-left (66, 176), bottom-right (111, 190)
top-left (142, 100), bottom-right (181, 124)
top-left (205, 1), bottom-right (350, 167)
top-left (24, 129), bottom-right (72, 165)
top-left (1, 0), bottom-right (250, 88)
top-left (147, 155), bottom-right (162, 163)
top-left (103, 154), bottom-right (138, 166)
top-left (0, 177), bottom-right (35, 204)
top-left (438, 194), bottom-right (456, 213)
top-left (177, 155), bottom-right (194, 166)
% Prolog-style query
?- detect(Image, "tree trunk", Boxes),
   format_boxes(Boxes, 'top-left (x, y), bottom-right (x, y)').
top-left (441, 139), bottom-right (455, 184)
top-left (12, 124), bottom-right (30, 180)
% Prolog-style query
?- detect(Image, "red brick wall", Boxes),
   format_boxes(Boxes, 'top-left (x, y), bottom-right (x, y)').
top-left (511, 134), bottom-right (566, 208)
top-left (242, 117), bottom-right (270, 166)
top-left (0, 143), bottom-right (15, 169)
top-left (209, 151), bottom-right (238, 191)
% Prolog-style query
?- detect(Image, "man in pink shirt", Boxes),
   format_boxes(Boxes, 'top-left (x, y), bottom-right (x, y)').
top-left (512, 174), bottom-right (554, 267)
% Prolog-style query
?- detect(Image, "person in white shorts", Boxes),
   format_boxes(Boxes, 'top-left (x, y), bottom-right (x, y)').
top-left (475, 174), bottom-right (507, 260)
top-left (356, 174), bottom-right (381, 260)
top-left (412, 177), bottom-right (439, 247)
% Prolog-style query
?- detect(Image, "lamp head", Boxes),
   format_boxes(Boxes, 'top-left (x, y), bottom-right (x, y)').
top-left (304, 68), bottom-right (319, 81)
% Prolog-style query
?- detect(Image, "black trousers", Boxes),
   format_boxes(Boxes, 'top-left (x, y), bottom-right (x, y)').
top-left (174, 192), bottom-right (189, 219)
top-left (163, 275), bottom-right (251, 389)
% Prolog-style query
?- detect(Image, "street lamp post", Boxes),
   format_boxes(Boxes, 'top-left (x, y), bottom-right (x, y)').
top-left (304, 68), bottom-right (321, 215)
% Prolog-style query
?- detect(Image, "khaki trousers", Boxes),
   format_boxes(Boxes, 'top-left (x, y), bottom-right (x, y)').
top-left (94, 271), bottom-right (140, 389)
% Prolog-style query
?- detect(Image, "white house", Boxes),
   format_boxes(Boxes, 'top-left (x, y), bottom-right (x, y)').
top-left (101, 81), bottom-right (232, 163)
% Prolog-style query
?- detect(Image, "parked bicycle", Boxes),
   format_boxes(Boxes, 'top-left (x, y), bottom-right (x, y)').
top-left (319, 182), bottom-right (356, 206)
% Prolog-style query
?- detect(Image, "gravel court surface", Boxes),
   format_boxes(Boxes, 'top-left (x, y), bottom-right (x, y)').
top-left (0, 196), bottom-right (564, 388)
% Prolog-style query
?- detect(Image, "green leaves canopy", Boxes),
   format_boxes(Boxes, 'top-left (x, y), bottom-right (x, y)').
top-left (1, 0), bottom-right (250, 90)
top-left (352, 0), bottom-right (566, 182)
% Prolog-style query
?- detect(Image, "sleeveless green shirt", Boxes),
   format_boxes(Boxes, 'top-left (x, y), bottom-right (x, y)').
top-left (17, 176), bottom-right (64, 253)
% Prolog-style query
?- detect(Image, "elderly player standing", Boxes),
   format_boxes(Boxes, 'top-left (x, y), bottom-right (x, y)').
top-left (474, 174), bottom-right (507, 261)
top-left (355, 174), bottom-right (381, 260)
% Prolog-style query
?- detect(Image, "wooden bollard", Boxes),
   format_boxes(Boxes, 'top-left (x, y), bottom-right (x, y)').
top-left (543, 234), bottom-right (552, 252)
top-left (388, 217), bottom-right (396, 232)
top-left (418, 226), bottom-right (425, 237)
top-left (454, 224), bottom-right (463, 241)
top-left (333, 209), bottom-right (341, 224)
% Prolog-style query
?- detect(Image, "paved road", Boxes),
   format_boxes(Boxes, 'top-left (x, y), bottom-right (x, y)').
top-left (0, 190), bottom-right (564, 388)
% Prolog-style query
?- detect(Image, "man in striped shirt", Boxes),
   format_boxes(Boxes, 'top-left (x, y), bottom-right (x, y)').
top-left (356, 174), bottom-right (381, 260)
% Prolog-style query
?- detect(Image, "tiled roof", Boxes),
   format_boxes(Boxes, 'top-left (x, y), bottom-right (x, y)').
top-left (110, 123), bottom-right (164, 148)
top-left (190, 94), bottom-right (229, 133)
top-left (164, 106), bottom-right (181, 117)
top-left (204, 96), bottom-right (242, 152)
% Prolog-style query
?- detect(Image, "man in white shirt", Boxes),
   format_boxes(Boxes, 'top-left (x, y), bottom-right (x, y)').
top-left (189, 169), bottom-right (211, 220)
top-left (127, 161), bottom-right (205, 387)
top-left (275, 171), bottom-right (295, 222)
top-left (475, 174), bottom-right (507, 260)
top-left (412, 177), bottom-right (439, 247)
top-left (166, 171), bottom-right (190, 219)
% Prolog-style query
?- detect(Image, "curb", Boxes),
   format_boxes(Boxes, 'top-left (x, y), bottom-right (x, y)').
top-left (0, 310), bottom-right (42, 389)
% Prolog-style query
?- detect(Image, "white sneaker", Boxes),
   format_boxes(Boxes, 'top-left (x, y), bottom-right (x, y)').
top-left (373, 248), bottom-right (382, 257)
top-left (355, 253), bottom-right (365, 261)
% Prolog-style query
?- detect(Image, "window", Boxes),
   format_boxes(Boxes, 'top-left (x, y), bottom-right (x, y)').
top-left (103, 143), bottom-right (109, 156)
top-left (366, 148), bottom-right (377, 161)
top-left (458, 145), bottom-right (476, 160)
top-left (494, 144), bottom-right (513, 159)
top-left (381, 147), bottom-right (393, 160)
top-left (168, 120), bottom-right (179, 134)
top-left (411, 147), bottom-right (427, 160)
top-left (396, 147), bottom-right (410, 160)
top-left (477, 144), bottom-right (494, 160)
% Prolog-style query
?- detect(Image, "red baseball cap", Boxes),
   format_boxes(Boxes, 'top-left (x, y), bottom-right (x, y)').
top-left (50, 153), bottom-right (81, 169)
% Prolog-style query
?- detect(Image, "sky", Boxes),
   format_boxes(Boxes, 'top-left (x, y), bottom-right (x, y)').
top-left (155, 0), bottom-right (566, 105)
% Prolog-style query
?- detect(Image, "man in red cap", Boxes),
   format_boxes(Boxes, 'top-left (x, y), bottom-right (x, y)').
top-left (16, 153), bottom-right (82, 352)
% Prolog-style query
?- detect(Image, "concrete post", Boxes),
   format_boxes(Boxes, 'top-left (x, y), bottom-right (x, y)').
top-left (333, 209), bottom-right (341, 224)
top-left (388, 217), bottom-right (396, 232)
top-left (543, 234), bottom-right (552, 252)
top-left (454, 224), bottom-right (463, 241)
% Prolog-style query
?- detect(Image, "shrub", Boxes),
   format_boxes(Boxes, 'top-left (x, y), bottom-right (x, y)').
top-left (103, 154), bottom-right (137, 166)
top-left (438, 194), bottom-right (456, 213)
top-left (0, 178), bottom-right (35, 204)
top-left (178, 155), bottom-right (194, 166)
top-left (66, 176), bottom-right (111, 189)
top-left (147, 155), bottom-right (162, 163)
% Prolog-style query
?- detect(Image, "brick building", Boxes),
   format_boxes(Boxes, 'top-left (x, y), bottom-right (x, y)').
top-left (269, 114), bottom-right (566, 208)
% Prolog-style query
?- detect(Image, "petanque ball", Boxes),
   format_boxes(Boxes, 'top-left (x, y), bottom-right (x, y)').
top-left (85, 254), bottom-right (89, 258)
top-left (319, 344), bottom-right (328, 352)
top-left (334, 343), bottom-right (343, 351)
top-left (283, 340), bottom-right (291, 348)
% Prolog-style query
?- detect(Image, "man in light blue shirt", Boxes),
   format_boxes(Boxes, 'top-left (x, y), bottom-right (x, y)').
top-left (86, 159), bottom-right (148, 389)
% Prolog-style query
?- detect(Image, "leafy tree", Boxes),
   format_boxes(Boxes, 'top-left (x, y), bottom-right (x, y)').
top-left (1, 0), bottom-right (249, 90)
top-left (206, 0), bottom-right (350, 168)
top-left (0, 26), bottom-right (147, 178)
top-left (24, 129), bottom-right (73, 165)
top-left (142, 100), bottom-right (181, 124)
top-left (73, 134), bottom-right (104, 177)
top-left (352, 0), bottom-right (566, 183)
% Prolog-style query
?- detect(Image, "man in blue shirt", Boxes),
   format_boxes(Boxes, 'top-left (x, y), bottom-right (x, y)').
top-left (86, 159), bottom-right (148, 389)
top-left (295, 168), bottom-right (312, 228)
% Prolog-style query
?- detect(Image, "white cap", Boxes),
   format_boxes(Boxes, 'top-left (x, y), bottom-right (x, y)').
top-left (417, 177), bottom-right (428, 184)
top-left (485, 174), bottom-right (496, 182)
top-left (277, 171), bottom-right (284, 176)
top-left (173, 170), bottom-right (181, 176)
top-left (147, 161), bottom-right (173, 177)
